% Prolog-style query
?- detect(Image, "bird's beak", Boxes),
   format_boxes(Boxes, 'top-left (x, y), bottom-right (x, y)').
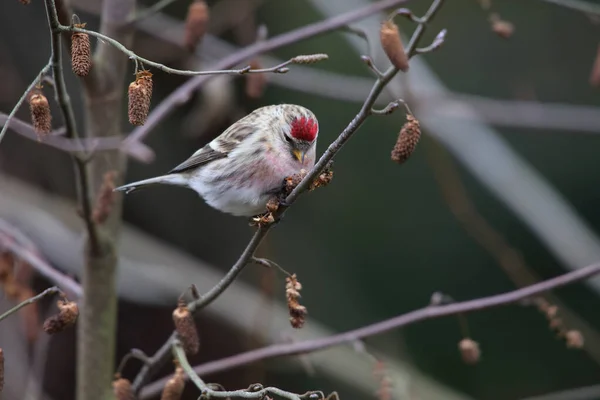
top-left (293, 149), bottom-right (306, 163)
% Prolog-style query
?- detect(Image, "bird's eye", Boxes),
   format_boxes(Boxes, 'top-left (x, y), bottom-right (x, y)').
top-left (284, 135), bottom-right (293, 144)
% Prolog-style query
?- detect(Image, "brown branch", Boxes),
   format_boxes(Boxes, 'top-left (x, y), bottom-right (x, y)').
top-left (123, 0), bottom-right (410, 148)
top-left (141, 262), bottom-right (600, 399)
top-left (0, 113), bottom-right (154, 163)
top-left (131, 0), bottom-right (444, 393)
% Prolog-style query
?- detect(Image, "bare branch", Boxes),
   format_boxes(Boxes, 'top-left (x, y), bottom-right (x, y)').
top-left (60, 24), bottom-right (327, 77)
top-left (414, 29), bottom-right (447, 54)
top-left (0, 219), bottom-right (83, 299)
top-left (0, 113), bottom-right (154, 163)
top-left (127, 0), bottom-right (180, 24)
top-left (142, 262), bottom-right (600, 398)
top-left (0, 287), bottom-right (63, 323)
top-left (173, 340), bottom-right (328, 400)
top-left (538, 0), bottom-right (600, 16)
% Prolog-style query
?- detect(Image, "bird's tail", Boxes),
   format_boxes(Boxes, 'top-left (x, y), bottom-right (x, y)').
top-left (113, 174), bottom-right (188, 194)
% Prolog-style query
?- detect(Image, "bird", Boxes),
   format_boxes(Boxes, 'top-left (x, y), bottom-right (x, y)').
top-left (114, 104), bottom-right (319, 217)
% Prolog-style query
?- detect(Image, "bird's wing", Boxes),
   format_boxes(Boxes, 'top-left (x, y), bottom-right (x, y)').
top-left (168, 122), bottom-right (256, 174)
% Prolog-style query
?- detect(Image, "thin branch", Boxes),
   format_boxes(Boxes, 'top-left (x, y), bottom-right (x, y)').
top-left (127, 0), bottom-right (181, 24)
top-left (131, 226), bottom-right (270, 391)
top-left (60, 25), bottom-right (322, 76)
top-left (343, 25), bottom-right (375, 61)
top-left (132, 0), bottom-right (440, 393)
top-left (0, 60), bottom-right (52, 145)
top-left (173, 340), bottom-right (325, 400)
top-left (123, 0), bottom-right (410, 147)
top-left (44, 0), bottom-right (102, 256)
top-left (538, 0), bottom-right (600, 16)
top-left (0, 220), bottom-right (83, 299)
top-left (0, 113), bottom-right (154, 163)
top-left (142, 261), bottom-right (600, 398)
top-left (0, 286), bottom-right (63, 323)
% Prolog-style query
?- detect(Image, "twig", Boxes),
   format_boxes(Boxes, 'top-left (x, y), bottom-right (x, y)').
top-left (116, 349), bottom-right (152, 375)
top-left (0, 113), bottom-right (154, 163)
top-left (0, 60), bottom-right (52, 145)
top-left (538, 0), bottom-right (600, 16)
top-left (128, 0), bottom-right (181, 24)
top-left (61, 25), bottom-right (319, 76)
top-left (0, 286), bottom-right (62, 323)
top-left (141, 261), bottom-right (600, 398)
top-left (131, 226), bottom-right (270, 390)
top-left (131, 0), bottom-right (441, 392)
top-left (123, 0), bottom-right (410, 147)
top-left (172, 340), bottom-right (325, 400)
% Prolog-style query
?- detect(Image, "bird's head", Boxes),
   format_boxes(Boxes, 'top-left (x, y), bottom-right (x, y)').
top-left (282, 113), bottom-right (319, 164)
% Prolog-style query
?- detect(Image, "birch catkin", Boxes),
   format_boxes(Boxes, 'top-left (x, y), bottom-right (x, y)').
top-left (71, 24), bottom-right (92, 77)
top-left (28, 91), bottom-right (52, 137)
top-left (128, 71), bottom-right (153, 126)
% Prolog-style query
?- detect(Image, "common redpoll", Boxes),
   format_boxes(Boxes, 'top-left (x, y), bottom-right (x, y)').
top-left (115, 104), bottom-right (319, 216)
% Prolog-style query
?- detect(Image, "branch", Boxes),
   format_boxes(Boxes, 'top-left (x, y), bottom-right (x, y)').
top-left (141, 261), bottom-right (600, 399)
top-left (0, 232), bottom-right (83, 300)
top-left (131, 226), bottom-right (270, 390)
top-left (538, 0), bottom-right (600, 16)
top-left (173, 340), bottom-right (327, 400)
top-left (131, 0), bottom-right (442, 392)
top-left (57, 24), bottom-right (325, 76)
top-left (123, 0), bottom-right (410, 147)
top-left (0, 113), bottom-right (154, 163)
top-left (0, 287), bottom-right (62, 323)
top-left (127, 0), bottom-right (180, 23)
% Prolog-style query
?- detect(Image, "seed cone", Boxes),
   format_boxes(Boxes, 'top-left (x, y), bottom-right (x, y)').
top-left (92, 170), bottom-right (117, 224)
top-left (172, 301), bottom-right (200, 355)
top-left (391, 114), bottom-right (421, 164)
top-left (489, 14), bottom-right (514, 39)
top-left (29, 92), bottom-right (52, 137)
top-left (43, 299), bottom-right (79, 334)
top-left (128, 71), bottom-right (153, 126)
top-left (160, 366), bottom-right (186, 400)
top-left (113, 377), bottom-right (136, 400)
top-left (184, 0), bottom-right (209, 52)
top-left (565, 330), bottom-right (584, 349)
top-left (458, 338), bottom-right (481, 365)
top-left (71, 23), bottom-right (91, 76)
top-left (380, 20), bottom-right (409, 72)
top-left (285, 274), bottom-right (307, 329)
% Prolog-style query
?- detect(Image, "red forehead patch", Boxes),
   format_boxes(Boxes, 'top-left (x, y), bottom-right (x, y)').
top-left (290, 117), bottom-right (318, 141)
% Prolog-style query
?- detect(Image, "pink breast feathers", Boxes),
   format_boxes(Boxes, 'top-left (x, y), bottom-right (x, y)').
top-left (290, 117), bottom-right (318, 142)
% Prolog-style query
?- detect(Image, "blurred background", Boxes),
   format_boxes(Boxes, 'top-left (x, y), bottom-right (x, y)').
top-left (1, 0), bottom-right (600, 399)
